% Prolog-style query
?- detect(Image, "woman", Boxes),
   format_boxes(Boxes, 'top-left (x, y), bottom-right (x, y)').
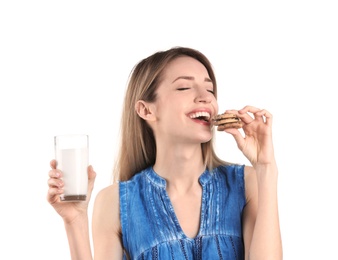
top-left (47, 46), bottom-right (282, 259)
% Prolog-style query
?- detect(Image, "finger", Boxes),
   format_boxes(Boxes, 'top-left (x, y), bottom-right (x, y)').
top-left (88, 165), bottom-right (96, 180)
top-left (47, 176), bottom-right (63, 192)
top-left (222, 109), bottom-right (253, 125)
top-left (239, 106), bottom-right (265, 124)
top-left (47, 174), bottom-right (64, 187)
top-left (50, 159), bottom-right (57, 169)
top-left (225, 106), bottom-right (259, 124)
top-left (224, 109), bottom-right (239, 115)
top-left (47, 187), bottom-right (63, 203)
top-left (224, 128), bottom-right (245, 150)
top-left (48, 169), bottom-right (62, 178)
top-left (87, 165), bottom-right (97, 192)
top-left (226, 109), bottom-right (254, 125)
top-left (255, 109), bottom-right (273, 126)
top-left (253, 111), bottom-right (265, 123)
top-left (238, 105), bottom-right (260, 114)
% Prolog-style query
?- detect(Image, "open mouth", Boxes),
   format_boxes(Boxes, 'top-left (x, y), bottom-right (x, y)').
top-left (189, 111), bottom-right (211, 123)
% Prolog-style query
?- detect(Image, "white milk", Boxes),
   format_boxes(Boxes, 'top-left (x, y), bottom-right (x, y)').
top-left (56, 147), bottom-right (88, 201)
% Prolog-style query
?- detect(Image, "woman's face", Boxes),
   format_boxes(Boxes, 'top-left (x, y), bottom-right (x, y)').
top-left (150, 56), bottom-right (218, 144)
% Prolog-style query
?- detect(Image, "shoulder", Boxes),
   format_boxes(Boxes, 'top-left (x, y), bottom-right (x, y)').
top-left (93, 182), bottom-right (120, 233)
top-left (95, 182), bottom-right (119, 208)
top-left (119, 168), bottom-right (149, 191)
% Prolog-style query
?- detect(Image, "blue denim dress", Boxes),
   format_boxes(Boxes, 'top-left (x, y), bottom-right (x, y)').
top-left (119, 164), bottom-right (246, 259)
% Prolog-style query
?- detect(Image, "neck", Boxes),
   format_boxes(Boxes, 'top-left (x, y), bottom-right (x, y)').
top-left (153, 143), bottom-right (205, 193)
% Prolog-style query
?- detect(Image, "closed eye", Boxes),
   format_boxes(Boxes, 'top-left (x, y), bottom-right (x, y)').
top-left (207, 89), bottom-right (214, 94)
top-left (177, 88), bottom-right (190, 91)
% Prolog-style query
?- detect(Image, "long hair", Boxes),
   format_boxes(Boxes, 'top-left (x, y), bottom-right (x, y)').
top-left (113, 47), bottom-right (227, 182)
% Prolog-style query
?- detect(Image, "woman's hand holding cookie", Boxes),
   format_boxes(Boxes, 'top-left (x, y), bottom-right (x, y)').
top-left (222, 105), bottom-right (275, 167)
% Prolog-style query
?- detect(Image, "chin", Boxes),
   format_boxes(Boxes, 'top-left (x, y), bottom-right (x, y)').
top-left (197, 133), bottom-right (213, 144)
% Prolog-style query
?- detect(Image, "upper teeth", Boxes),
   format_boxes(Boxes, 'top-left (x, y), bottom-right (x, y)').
top-left (189, 111), bottom-right (211, 120)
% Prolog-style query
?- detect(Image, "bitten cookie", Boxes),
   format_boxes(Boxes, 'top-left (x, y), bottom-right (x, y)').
top-left (212, 113), bottom-right (243, 131)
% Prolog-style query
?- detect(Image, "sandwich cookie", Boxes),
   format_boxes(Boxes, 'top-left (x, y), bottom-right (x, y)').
top-left (212, 113), bottom-right (243, 131)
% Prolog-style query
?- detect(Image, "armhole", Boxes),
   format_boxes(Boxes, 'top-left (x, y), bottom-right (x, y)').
top-left (119, 181), bottom-right (128, 252)
top-left (237, 164), bottom-right (246, 207)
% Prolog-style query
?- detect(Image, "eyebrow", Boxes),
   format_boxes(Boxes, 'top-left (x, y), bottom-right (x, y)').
top-left (172, 76), bottom-right (212, 83)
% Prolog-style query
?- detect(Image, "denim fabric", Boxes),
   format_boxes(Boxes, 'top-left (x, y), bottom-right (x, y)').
top-left (119, 164), bottom-right (246, 260)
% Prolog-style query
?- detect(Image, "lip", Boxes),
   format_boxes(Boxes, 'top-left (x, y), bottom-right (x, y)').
top-left (188, 108), bottom-right (213, 115)
top-left (187, 108), bottom-right (214, 125)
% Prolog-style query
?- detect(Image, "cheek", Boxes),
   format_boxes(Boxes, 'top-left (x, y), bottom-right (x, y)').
top-left (153, 100), bottom-right (177, 121)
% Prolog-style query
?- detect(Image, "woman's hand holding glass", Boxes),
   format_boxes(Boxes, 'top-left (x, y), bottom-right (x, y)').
top-left (47, 159), bottom-right (97, 223)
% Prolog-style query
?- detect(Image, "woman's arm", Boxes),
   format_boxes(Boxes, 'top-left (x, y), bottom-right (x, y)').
top-left (224, 106), bottom-right (283, 260)
top-left (47, 160), bottom-right (96, 260)
top-left (64, 216), bottom-right (93, 260)
top-left (243, 164), bottom-right (282, 260)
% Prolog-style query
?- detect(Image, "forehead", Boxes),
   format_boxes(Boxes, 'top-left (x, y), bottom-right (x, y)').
top-left (162, 56), bottom-right (210, 79)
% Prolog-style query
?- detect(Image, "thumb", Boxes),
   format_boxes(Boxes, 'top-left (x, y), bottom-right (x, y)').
top-left (224, 128), bottom-right (245, 151)
top-left (87, 165), bottom-right (96, 191)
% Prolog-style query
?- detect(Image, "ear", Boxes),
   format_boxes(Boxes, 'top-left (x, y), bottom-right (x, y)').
top-left (135, 100), bottom-right (156, 122)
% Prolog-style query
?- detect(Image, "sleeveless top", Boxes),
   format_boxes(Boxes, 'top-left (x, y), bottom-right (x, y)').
top-left (119, 164), bottom-right (246, 260)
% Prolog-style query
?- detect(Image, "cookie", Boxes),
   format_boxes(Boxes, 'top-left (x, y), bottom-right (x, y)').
top-left (212, 113), bottom-right (243, 131)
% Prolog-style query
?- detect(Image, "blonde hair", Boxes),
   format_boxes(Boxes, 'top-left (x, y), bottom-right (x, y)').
top-left (114, 47), bottom-right (227, 182)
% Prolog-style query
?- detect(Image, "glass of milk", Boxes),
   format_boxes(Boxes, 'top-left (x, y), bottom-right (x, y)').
top-left (54, 134), bottom-right (89, 202)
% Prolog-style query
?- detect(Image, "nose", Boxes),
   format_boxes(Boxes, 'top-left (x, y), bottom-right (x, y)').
top-left (194, 88), bottom-right (212, 103)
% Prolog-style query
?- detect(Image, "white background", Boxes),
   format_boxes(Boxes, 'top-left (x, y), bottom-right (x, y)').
top-left (1, 1), bottom-right (337, 259)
